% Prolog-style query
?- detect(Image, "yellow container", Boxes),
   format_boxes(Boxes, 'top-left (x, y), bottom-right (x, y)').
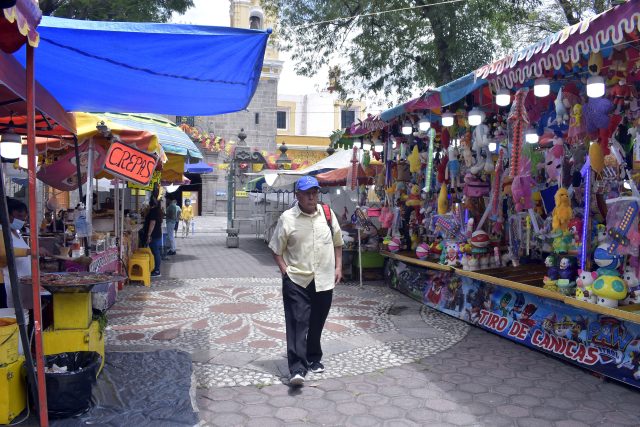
top-left (0, 319), bottom-right (18, 366)
top-left (43, 320), bottom-right (105, 374)
top-left (0, 356), bottom-right (26, 425)
top-left (53, 292), bottom-right (92, 330)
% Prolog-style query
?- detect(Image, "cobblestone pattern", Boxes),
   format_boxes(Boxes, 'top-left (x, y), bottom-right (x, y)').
top-left (108, 278), bottom-right (469, 388)
top-left (196, 327), bottom-right (640, 427)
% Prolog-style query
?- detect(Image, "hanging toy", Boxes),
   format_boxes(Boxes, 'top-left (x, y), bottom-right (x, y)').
top-left (423, 128), bottom-right (435, 193)
top-left (551, 188), bottom-right (572, 232)
top-left (491, 149), bottom-right (504, 216)
top-left (437, 183), bottom-right (449, 215)
top-left (445, 146), bottom-right (460, 190)
top-left (408, 144), bottom-right (421, 173)
top-left (589, 141), bottom-right (605, 176)
top-left (508, 88), bottom-right (529, 177)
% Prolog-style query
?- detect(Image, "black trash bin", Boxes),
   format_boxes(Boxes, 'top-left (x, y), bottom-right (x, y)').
top-left (44, 351), bottom-right (102, 418)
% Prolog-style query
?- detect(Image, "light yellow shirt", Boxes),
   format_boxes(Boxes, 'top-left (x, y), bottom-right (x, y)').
top-left (181, 205), bottom-right (194, 221)
top-left (269, 204), bottom-right (343, 291)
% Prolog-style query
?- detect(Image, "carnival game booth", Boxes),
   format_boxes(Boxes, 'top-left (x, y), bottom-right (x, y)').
top-left (378, 0), bottom-right (640, 389)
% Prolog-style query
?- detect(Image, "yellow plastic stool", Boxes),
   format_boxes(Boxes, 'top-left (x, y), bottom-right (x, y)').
top-left (134, 247), bottom-right (155, 271)
top-left (128, 254), bottom-right (151, 287)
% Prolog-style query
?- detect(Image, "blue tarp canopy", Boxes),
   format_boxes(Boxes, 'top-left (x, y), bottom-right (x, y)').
top-left (13, 17), bottom-right (269, 115)
top-left (436, 72), bottom-right (487, 107)
top-left (97, 112), bottom-right (203, 159)
top-left (185, 161), bottom-right (214, 174)
top-left (379, 72), bottom-right (488, 122)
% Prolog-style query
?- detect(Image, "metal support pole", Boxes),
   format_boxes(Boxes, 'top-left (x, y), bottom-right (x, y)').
top-left (26, 44), bottom-right (49, 426)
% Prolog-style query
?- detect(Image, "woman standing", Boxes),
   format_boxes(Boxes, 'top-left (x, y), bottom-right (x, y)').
top-left (181, 199), bottom-right (194, 238)
top-left (144, 196), bottom-right (163, 277)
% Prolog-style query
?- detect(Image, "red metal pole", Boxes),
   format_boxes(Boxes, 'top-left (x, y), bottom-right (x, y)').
top-left (26, 44), bottom-right (49, 427)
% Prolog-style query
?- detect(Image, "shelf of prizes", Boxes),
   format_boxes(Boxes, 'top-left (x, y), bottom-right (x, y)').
top-left (370, 2), bottom-right (640, 389)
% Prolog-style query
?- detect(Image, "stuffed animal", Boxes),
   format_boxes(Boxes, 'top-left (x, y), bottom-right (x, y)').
top-left (446, 146), bottom-right (461, 189)
top-left (511, 157), bottom-right (536, 212)
top-left (437, 183), bottom-right (449, 215)
top-left (545, 146), bottom-right (563, 183)
top-left (576, 269), bottom-right (598, 303)
top-left (470, 123), bottom-right (490, 175)
top-left (552, 188), bottom-right (572, 232)
top-left (408, 145), bottom-right (421, 173)
top-left (405, 184), bottom-right (422, 207)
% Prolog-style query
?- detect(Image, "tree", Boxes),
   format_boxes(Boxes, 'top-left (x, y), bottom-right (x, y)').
top-left (39, 0), bottom-right (194, 22)
top-left (263, 0), bottom-right (540, 103)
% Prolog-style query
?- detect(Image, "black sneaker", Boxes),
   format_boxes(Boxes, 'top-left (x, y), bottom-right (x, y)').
top-left (289, 371), bottom-right (305, 386)
top-left (151, 270), bottom-right (161, 277)
top-left (167, 250), bottom-right (176, 256)
top-left (309, 362), bottom-right (325, 373)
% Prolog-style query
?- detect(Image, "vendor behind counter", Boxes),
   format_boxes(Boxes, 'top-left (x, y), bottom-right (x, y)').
top-left (0, 198), bottom-right (32, 308)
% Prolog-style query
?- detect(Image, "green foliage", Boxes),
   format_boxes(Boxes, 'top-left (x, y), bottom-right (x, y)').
top-left (264, 0), bottom-right (540, 103)
top-left (39, 0), bottom-right (194, 22)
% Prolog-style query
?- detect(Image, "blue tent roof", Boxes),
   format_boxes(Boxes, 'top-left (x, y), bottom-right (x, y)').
top-left (98, 113), bottom-right (203, 159)
top-left (185, 160), bottom-right (214, 174)
top-left (13, 17), bottom-right (270, 115)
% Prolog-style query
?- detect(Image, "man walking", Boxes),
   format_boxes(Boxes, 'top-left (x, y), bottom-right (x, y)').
top-left (165, 198), bottom-right (181, 256)
top-left (269, 176), bottom-right (343, 386)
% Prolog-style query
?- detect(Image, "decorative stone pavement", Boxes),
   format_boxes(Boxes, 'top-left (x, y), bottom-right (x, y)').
top-left (107, 278), bottom-right (469, 387)
top-left (106, 229), bottom-right (640, 426)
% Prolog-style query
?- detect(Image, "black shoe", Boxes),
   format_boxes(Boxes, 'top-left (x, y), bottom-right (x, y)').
top-left (309, 361), bottom-right (325, 373)
top-left (167, 250), bottom-right (176, 256)
top-left (289, 371), bottom-right (305, 386)
top-left (151, 270), bottom-right (161, 277)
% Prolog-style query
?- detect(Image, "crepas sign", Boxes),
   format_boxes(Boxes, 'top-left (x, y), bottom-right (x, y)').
top-left (103, 141), bottom-right (158, 185)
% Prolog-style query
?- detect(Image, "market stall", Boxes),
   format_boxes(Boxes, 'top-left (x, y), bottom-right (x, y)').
top-left (373, 0), bottom-right (640, 389)
top-left (0, 10), bottom-right (271, 425)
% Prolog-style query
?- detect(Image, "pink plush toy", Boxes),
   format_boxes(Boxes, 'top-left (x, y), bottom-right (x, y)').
top-left (511, 157), bottom-right (536, 212)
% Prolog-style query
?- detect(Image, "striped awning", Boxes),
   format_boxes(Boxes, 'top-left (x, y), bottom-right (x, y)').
top-left (95, 112), bottom-right (203, 160)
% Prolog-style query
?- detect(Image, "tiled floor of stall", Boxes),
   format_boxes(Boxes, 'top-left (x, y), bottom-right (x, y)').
top-left (105, 215), bottom-right (640, 426)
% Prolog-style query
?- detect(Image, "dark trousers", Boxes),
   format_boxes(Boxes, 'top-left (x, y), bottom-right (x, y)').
top-left (149, 237), bottom-right (162, 273)
top-left (282, 275), bottom-right (333, 375)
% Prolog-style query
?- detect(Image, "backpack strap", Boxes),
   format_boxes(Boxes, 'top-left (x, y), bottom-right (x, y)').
top-left (320, 203), bottom-right (332, 229)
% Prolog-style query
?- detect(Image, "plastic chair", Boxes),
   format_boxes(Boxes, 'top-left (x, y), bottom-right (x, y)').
top-left (134, 247), bottom-right (155, 271)
top-left (128, 254), bottom-right (151, 287)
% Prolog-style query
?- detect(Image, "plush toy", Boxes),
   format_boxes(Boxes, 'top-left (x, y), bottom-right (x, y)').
top-left (589, 141), bottom-right (605, 176)
top-left (511, 156), bottom-right (536, 212)
top-left (408, 145), bottom-right (421, 173)
top-left (437, 155), bottom-right (449, 185)
top-left (576, 269), bottom-right (598, 303)
top-left (554, 87), bottom-right (569, 124)
top-left (567, 103), bottom-right (585, 144)
top-left (622, 265), bottom-right (640, 305)
top-left (592, 273), bottom-right (628, 307)
top-left (443, 243), bottom-right (460, 267)
top-left (437, 183), bottom-right (449, 215)
top-left (405, 184), bottom-right (422, 207)
top-left (557, 257), bottom-right (576, 296)
top-left (446, 146), bottom-right (461, 190)
top-left (611, 78), bottom-right (633, 113)
top-left (416, 242), bottom-right (430, 260)
top-left (545, 146), bottom-right (563, 183)
top-left (470, 123), bottom-right (490, 175)
top-left (552, 188), bottom-right (572, 232)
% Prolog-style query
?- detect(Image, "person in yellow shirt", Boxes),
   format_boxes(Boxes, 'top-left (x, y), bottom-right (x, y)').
top-left (180, 199), bottom-right (194, 238)
top-left (0, 198), bottom-right (31, 308)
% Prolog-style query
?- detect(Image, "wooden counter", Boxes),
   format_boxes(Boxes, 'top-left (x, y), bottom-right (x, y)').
top-left (381, 251), bottom-right (640, 323)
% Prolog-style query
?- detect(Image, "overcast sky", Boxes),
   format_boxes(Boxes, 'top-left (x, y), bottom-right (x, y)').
top-left (172, 0), bottom-right (322, 96)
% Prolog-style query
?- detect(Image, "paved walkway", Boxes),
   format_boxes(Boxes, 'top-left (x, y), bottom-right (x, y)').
top-left (107, 221), bottom-right (640, 426)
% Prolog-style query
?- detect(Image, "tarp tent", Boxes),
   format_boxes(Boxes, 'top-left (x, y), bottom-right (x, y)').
top-left (12, 17), bottom-right (270, 115)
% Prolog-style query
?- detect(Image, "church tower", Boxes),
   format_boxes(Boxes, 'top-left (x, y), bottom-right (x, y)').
top-left (229, 0), bottom-right (282, 80)
top-left (196, 0), bottom-right (282, 215)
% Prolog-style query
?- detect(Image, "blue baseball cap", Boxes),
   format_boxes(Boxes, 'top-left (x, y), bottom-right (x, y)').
top-left (295, 176), bottom-right (321, 191)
